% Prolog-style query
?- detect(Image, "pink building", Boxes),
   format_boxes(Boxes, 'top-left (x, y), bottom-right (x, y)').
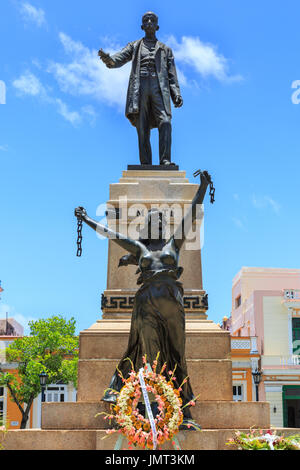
top-left (230, 267), bottom-right (300, 428)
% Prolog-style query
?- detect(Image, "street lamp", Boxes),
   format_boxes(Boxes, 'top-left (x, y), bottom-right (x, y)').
top-left (252, 368), bottom-right (262, 402)
top-left (39, 371), bottom-right (48, 403)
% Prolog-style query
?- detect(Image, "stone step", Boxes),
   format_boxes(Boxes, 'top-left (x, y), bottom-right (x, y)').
top-left (3, 427), bottom-right (299, 451)
top-left (77, 358), bottom-right (233, 402)
top-left (79, 320), bottom-right (231, 361)
top-left (41, 400), bottom-right (270, 431)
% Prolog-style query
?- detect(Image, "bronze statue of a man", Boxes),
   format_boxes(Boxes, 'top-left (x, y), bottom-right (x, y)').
top-left (98, 12), bottom-right (183, 166)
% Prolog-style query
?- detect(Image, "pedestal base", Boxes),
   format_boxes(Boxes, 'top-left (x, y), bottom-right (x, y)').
top-left (77, 319), bottom-right (233, 402)
top-left (6, 426), bottom-right (300, 451)
top-left (2, 320), bottom-right (273, 450)
top-left (127, 164), bottom-right (179, 171)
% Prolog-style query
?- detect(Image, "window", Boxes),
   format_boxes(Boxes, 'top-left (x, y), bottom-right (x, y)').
top-left (235, 295), bottom-right (241, 309)
top-left (233, 385), bottom-right (243, 401)
top-left (44, 385), bottom-right (66, 403)
top-left (0, 386), bottom-right (4, 425)
top-left (292, 319), bottom-right (300, 355)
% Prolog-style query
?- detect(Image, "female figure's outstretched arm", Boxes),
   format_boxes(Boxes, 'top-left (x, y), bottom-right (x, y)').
top-left (172, 170), bottom-right (212, 252)
top-left (74, 206), bottom-right (143, 258)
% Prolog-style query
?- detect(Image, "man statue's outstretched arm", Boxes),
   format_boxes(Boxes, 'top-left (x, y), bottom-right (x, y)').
top-left (98, 42), bottom-right (134, 69)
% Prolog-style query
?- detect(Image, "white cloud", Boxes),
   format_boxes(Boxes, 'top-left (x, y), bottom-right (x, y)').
top-left (12, 71), bottom-right (84, 126)
top-left (55, 98), bottom-right (81, 125)
top-left (167, 35), bottom-right (242, 83)
top-left (81, 105), bottom-right (97, 126)
top-left (252, 194), bottom-right (281, 214)
top-left (0, 145), bottom-right (8, 152)
top-left (232, 216), bottom-right (247, 231)
top-left (13, 70), bottom-right (47, 97)
top-left (47, 32), bottom-right (130, 110)
top-left (19, 2), bottom-right (46, 28)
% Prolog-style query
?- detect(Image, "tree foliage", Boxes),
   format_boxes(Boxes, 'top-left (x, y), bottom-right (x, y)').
top-left (0, 315), bottom-right (78, 428)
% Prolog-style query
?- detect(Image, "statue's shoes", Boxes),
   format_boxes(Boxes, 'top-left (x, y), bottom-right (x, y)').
top-left (161, 160), bottom-right (176, 166)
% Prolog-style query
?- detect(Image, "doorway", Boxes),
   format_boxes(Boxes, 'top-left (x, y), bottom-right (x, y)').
top-left (283, 386), bottom-right (300, 428)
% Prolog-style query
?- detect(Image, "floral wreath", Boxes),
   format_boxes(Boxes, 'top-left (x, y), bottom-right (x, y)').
top-left (98, 353), bottom-right (201, 450)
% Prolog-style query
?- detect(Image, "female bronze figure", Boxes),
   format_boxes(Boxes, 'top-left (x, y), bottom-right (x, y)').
top-left (75, 170), bottom-right (212, 424)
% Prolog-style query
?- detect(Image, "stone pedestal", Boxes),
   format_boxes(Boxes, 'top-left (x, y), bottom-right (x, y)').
top-left (77, 319), bottom-right (233, 402)
top-left (102, 169), bottom-right (208, 320)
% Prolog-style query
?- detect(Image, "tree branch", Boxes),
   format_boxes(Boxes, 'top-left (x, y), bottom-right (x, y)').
top-left (6, 381), bottom-right (25, 417)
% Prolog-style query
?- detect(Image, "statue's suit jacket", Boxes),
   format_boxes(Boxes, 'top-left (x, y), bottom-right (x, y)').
top-left (110, 39), bottom-right (181, 129)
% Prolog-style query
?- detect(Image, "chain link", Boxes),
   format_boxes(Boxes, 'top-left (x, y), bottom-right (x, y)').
top-left (209, 181), bottom-right (215, 204)
top-left (76, 218), bottom-right (83, 257)
top-left (193, 169), bottom-right (215, 204)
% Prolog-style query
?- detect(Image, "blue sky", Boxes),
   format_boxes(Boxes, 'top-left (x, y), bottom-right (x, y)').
top-left (1, 0), bottom-right (300, 334)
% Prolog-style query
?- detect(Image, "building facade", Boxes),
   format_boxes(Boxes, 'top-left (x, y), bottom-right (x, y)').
top-left (228, 267), bottom-right (300, 428)
top-left (230, 335), bottom-right (260, 402)
top-left (0, 318), bottom-right (76, 429)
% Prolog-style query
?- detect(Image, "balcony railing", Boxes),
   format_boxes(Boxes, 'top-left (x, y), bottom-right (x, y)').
top-left (231, 338), bottom-right (251, 350)
top-left (231, 337), bottom-right (259, 354)
top-left (262, 355), bottom-right (300, 367)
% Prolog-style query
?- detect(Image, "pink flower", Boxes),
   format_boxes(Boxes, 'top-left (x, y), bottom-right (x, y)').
top-left (190, 400), bottom-right (196, 406)
top-left (168, 370), bottom-right (173, 375)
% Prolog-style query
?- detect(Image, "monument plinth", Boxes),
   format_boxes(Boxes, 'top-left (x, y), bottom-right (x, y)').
top-left (102, 169), bottom-right (208, 320)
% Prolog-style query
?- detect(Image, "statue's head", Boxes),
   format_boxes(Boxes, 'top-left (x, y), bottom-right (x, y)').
top-left (141, 11), bottom-right (159, 34)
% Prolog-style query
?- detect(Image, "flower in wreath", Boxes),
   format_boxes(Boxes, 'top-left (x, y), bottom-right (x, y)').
top-left (96, 352), bottom-right (201, 450)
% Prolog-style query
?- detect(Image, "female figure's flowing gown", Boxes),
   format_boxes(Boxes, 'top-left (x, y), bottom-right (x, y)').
top-left (103, 236), bottom-right (194, 409)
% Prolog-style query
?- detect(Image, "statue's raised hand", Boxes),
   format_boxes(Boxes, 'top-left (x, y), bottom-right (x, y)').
top-left (174, 95), bottom-right (183, 108)
top-left (98, 48), bottom-right (114, 68)
top-left (75, 206), bottom-right (87, 220)
top-left (200, 171), bottom-right (212, 185)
